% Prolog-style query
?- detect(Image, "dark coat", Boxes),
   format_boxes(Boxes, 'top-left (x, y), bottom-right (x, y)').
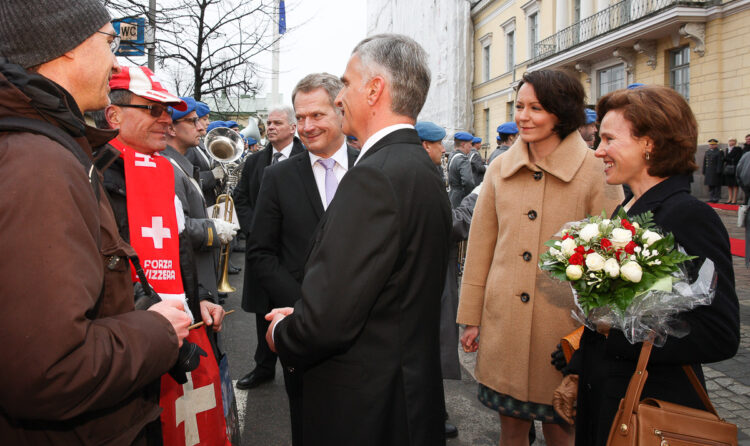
top-left (469, 148), bottom-right (486, 185)
top-left (0, 59), bottom-right (177, 443)
top-left (572, 175), bottom-right (740, 446)
top-left (246, 145), bottom-right (358, 310)
top-left (448, 151), bottom-right (475, 207)
top-left (722, 146), bottom-right (743, 186)
top-left (274, 129), bottom-right (452, 446)
top-left (702, 148), bottom-right (723, 186)
top-left (186, 143), bottom-right (218, 204)
top-left (234, 138), bottom-right (305, 312)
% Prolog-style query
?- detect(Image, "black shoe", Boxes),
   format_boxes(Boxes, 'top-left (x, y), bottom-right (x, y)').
top-left (236, 369), bottom-right (274, 390)
top-left (228, 264), bottom-right (241, 275)
top-left (445, 422), bottom-right (458, 438)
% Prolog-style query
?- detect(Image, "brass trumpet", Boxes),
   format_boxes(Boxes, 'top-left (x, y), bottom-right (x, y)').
top-left (205, 127), bottom-right (244, 293)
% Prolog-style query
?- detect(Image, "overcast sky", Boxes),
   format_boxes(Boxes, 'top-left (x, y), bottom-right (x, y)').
top-left (262, 0), bottom-right (367, 104)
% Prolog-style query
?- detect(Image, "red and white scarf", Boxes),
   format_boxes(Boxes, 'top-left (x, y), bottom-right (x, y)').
top-left (110, 139), bottom-right (189, 318)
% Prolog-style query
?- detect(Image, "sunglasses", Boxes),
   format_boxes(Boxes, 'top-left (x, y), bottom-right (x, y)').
top-left (96, 30), bottom-right (121, 54)
top-left (113, 103), bottom-right (168, 118)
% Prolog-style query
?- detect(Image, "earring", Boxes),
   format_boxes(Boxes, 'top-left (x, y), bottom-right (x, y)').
top-left (645, 152), bottom-right (651, 160)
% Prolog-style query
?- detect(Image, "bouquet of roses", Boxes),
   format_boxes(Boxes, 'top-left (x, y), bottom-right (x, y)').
top-left (539, 209), bottom-right (716, 345)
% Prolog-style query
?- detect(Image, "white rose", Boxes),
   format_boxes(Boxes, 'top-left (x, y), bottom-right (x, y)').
top-left (579, 223), bottom-right (600, 242)
top-left (642, 230), bottom-right (662, 246)
top-left (549, 247), bottom-right (561, 257)
top-left (602, 219), bottom-right (611, 226)
top-left (561, 238), bottom-right (577, 257)
top-left (610, 228), bottom-right (633, 249)
top-left (566, 264), bottom-right (583, 280)
top-left (603, 258), bottom-right (620, 278)
top-left (632, 222), bottom-right (640, 229)
top-left (585, 252), bottom-right (606, 271)
top-left (620, 261), bottom-right (643, 283)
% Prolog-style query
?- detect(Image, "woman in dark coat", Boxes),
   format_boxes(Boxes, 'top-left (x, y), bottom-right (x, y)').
top-left (723, 139), bottom-right (743, 204)
top-left (566, 86), bottom-right (740, 445)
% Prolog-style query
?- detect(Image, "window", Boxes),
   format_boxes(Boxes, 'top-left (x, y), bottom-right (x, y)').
top-left (483, 45), bottom-right (491, 82)
top-left (597, 64), bottom-right (625, 98)
top-left (506, 101), bottom-right (515, 122)
top-left (506, 31), bottom-right (515, 72)
top-left (670, 46), bottom-right (690, 100)
top-left (479, 33), bottom-right (493, 83)
top-left (484, 108), bottom-right (491, 144)
top-left (528, 13), bottom-right (539, 58)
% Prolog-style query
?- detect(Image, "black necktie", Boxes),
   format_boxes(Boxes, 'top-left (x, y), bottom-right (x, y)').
top-left (272, 152), bottom-right (282, 165)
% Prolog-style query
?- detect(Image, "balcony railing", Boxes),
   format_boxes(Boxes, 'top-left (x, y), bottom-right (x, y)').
top-left (531, 0), bottom-right (707, 63)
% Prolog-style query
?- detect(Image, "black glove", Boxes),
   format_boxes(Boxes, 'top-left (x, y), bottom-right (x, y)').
top-left (133, 282), bottom-right (161, 311)
top-left (168, 340), bottom-right (208, 384)
top-left (550, 343), bottom-right (567, 372)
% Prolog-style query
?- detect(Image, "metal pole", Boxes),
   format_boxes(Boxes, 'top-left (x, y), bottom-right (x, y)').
top-left (271, 0), bottom-right (280, 105)
top-left (147, 0), bottom-right (156, 70)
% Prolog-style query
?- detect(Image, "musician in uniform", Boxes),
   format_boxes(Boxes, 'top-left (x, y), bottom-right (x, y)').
top-left (489, 122), bottom-right (519, 164)
top-left (470, 136), bottom-right (486, 185)
top-left (448, 131), bottom-right (476, 207)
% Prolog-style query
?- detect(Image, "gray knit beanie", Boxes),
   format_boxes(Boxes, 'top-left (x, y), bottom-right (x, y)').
top-left (0, 0), bottom-right (112, 69)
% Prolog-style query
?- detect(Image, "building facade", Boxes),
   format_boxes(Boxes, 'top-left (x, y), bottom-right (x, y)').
top-left (472, 0), bottom-right (750, 192)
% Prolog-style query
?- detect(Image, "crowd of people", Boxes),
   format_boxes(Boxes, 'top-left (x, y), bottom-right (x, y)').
top-left (0, 1), bottom-right (744, 445)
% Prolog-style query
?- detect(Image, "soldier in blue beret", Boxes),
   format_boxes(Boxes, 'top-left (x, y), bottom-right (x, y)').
top-left (579, 108), bottom-right (598, 149)
top-left (489, 122), bottom-right (518, 164)
top-left (469, 136), bottom-right (486, 185)
top-left (206, 120), bottom-right (226, 133)
top-left (415, 121), bottom-right (446, 166)
top-left (449, 132), bottom-right (476, 207)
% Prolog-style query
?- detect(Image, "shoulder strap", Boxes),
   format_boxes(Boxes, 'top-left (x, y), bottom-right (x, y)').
top-left (0, 116), bottom-right (100, 200)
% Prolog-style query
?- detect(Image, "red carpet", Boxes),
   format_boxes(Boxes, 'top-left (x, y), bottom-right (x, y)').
top-left (708, 202), bottom-right (740, 211)
top-left (730, 238), bottom-right (746, 258)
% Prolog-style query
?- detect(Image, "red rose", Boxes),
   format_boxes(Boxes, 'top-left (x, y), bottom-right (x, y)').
top-left (615, 249), bottom-right (624, 261)
top-left (563, 234), bottom-right (574, 240)
top-left (600, 238), bottom-right (613, 251)
top-left (621, 219), bottom-right (636, 236)
top-left (624, 241), bottom-right (638, 254)
top-left (569, 252), bottom-right (584, 265)
top-left (574, 245), bottom-right (586, 254)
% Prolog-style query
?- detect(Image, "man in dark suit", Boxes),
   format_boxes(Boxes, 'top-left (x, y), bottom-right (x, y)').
top-left (234, 106), bottom-right (304, 389)
top-left (248, 72), bottom-right (358, 445)
top-left (266, 34), bottom-right (452, 446)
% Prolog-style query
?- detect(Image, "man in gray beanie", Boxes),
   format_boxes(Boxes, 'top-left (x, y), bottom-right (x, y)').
top-left (0, 0), bottom-right (190, 444)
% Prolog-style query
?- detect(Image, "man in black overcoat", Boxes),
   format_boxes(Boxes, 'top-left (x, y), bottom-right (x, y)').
top-left (265, 34), bottom-right (452, 446)
top-left (702, 138), bottom-right (723, 202)
top-left (233, 106), bottom-right (304, 389)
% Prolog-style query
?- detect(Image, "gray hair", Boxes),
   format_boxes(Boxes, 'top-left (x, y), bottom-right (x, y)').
top-left (352, 33), bottom-right (431, 120)
top-left (292, 73), bottom-right (344, 109)
top-left (267, 105), bottom-right (296, 125)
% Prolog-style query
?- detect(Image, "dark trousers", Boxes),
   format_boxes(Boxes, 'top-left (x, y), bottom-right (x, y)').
top-left (254, 312), bottom-right (277, 374)
top-left (282, 364), bottom-right (304, 446)
top-left (709, 185), bottom-right (722, 202)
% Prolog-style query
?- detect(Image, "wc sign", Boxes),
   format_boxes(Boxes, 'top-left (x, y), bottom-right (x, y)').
top-left (113, 17), bottom-right (146, 56)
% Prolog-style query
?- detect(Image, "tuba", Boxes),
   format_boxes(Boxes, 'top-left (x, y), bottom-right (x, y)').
top-left (205, 127), bottom-right (243, 293)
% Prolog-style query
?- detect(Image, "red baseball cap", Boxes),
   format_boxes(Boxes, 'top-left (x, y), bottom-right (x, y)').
top-left (109, 66), bottom-right (187, 111)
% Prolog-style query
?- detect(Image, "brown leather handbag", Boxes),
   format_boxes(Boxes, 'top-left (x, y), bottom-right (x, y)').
top-left (607, 341), bottom-right (738, 446)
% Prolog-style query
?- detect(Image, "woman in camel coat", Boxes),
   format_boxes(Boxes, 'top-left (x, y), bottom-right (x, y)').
top-left (457, 70), bottom-right (622, 446)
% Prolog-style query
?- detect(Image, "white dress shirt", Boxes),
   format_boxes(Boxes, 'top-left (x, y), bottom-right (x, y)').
top-left (354, 123), bottom-right (414, 165)
top-left (309, 142), bottom-right (349, 210)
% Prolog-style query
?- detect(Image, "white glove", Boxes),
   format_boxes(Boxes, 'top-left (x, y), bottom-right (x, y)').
top-left (211, 166), bottom-right (225, 180)
top-left (212, 219), bottom-right (239, 244)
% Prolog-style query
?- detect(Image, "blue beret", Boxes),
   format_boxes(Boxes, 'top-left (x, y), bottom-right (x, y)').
top-left (454, 131), bottom-right (474, 141)
top-left (584, 108), bottom-right (597, 125)
top-left (206, 121), bottom-right (226, 132)
top-left (347, 135), bottom-right (358, 141)
top-left (627, 83), bottom-right (645, 89)
top-left (195, 101), bottom-right (210, 117)
top-left (169, 97), bottom-right (197, 121)
top-left (415, 121), bottom-right (446, 142)
top-left (225, 120), bottom-right (239, 129)
top-left (496, 122), bottom-right (518, 135)
top-left (245, 136), bottom-right (257, 145)
top-left (472, 137), bottom-right (482, 144)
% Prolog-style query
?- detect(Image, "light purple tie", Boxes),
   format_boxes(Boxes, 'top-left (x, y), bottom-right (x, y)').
top-left (317, 158), bottom-right (338, 206)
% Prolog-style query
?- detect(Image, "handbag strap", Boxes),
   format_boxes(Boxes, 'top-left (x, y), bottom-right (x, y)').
top-left (614, 341), bottom-right (720, 437)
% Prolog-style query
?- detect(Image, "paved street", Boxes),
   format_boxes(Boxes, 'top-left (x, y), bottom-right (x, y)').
top-left (219, 205), bottom-right (749, 445)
